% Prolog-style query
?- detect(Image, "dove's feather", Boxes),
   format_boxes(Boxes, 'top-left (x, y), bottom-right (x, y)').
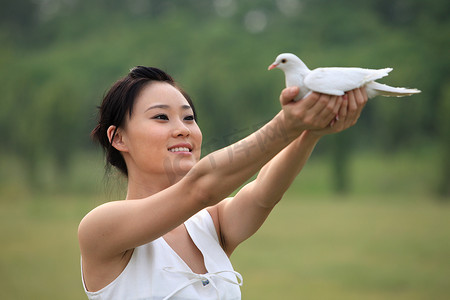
top-left (304, 67), bottom-right (392, 96)
top-left (365, 82), bottom-right (421, 98)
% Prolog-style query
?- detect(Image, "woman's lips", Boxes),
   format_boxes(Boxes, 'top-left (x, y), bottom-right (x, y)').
top-left (168, 143), bottom-right (192, 153)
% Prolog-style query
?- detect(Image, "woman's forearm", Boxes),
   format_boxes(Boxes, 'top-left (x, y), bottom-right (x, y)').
top-left (252, 130), bottom-right (321, 207)
top-left (184, 88), bottom-right (344, 207)
top-left (186, 112), bottom-right (300, 205)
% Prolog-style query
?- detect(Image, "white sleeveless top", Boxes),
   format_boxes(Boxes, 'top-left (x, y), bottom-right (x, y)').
top-left (81, 209), bottom-right (243, 300)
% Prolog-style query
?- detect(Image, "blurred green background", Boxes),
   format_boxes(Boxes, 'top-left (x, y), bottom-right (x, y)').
top-left (1, 0), bottom-right (449, 299)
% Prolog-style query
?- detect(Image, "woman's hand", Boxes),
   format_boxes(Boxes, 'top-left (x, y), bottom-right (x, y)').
top-left (307, 87), bottom-right (368, 137)
top-left (279, 87), bottom-right (344, 135)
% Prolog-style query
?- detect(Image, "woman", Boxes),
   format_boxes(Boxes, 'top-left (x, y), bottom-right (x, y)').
top-left (78, 66), bottom-right (367, 299)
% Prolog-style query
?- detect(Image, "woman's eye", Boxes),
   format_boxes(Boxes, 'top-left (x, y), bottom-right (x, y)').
top-left (184, 115), bottom-right (195, 121)
top-left (153, 114), bottom-right (169, 120)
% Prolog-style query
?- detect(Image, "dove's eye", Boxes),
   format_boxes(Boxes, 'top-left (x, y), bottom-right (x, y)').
top-left (281, 59), bottom-right (287, 63)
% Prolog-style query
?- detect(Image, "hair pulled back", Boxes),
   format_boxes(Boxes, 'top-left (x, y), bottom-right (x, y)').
top-left (91, 66), bottom-right (197, 177)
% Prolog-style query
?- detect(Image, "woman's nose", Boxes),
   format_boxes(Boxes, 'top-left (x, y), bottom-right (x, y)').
top-left (172, 121), bottom-right (191, 137)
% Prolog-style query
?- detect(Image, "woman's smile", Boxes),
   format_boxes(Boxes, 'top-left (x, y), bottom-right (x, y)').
top-left (168, 143), bottom-right (193, 154)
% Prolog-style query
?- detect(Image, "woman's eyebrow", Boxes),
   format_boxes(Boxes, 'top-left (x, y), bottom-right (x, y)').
top-left (145, 104), bottom-right (192, 112)
top-left (145, 104), bottom-right (169, 112)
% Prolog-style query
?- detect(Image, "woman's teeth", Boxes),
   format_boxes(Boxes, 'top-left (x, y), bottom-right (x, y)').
top-left (169, 147), bottom-right (190, 152)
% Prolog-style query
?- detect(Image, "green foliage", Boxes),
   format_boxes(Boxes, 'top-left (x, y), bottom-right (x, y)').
top-left (0, 0), bottom-right (448, 194)
top-left (437, 82), bottom-right (450, 196)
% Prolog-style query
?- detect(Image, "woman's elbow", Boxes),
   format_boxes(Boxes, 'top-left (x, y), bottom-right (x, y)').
top-left (182, 172), bottom-right (222, 208)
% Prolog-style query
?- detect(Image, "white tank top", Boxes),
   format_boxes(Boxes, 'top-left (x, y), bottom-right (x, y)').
top-left (81, 209), bottom-right (242, 300)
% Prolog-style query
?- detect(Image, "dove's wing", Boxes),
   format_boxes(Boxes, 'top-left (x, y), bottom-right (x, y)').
top-left (304, 67), bottom-right (392, 96)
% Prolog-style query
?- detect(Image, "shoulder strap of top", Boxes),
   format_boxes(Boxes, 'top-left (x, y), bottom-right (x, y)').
top-left (185, 209), bottom-right (219, 243)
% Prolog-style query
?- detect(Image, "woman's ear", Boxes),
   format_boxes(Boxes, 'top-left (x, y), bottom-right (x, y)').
top-left (107, 125), bottom-right (128, 152)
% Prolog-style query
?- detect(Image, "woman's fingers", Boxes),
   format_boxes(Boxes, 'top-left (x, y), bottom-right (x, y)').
top-left (296, 91), bottom-right (323, 110)
top-left (326, 95), bottom-right (343, 125)
top-left (300, 93), bottom-right (344, 128)
top-left (280, 86), bottom-right (367, 132)
top-left (279, 86), bottom-right (301, 105)
top-left (346, 90), bottom-right (358, 121)
top-left (356, 87), bottom-right (368, 105)
top-left (333, 95), bottom-right (348, 129)
top-left (340, 95), bottom-right (349, 120)
top-left (347, 87), bottom-right (367, 126)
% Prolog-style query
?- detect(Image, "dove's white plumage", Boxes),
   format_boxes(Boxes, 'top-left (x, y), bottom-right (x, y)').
top-left (269, 53), bottom-right (420, 101)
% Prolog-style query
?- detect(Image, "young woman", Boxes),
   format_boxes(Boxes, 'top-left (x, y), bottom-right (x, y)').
top-left (78, 66), bottom-right (367, 299)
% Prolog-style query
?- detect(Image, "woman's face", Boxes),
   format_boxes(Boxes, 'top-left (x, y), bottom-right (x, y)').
top-left (120, 82), bottom-right (202, 179)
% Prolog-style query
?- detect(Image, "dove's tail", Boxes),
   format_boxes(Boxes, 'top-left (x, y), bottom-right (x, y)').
top-left (366, 82), bottom-right (421, 98)
top-left (364, 68), bottom-right (392, 82)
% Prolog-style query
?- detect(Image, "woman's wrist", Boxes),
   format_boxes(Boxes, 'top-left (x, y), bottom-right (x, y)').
top-left (275, 110), bottom-right (307, 140)
top-left (301, 129), bottom-right (323, 143)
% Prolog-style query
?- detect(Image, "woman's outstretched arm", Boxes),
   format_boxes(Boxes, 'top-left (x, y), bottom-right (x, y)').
top-left (213, 87), bottom-right (368, 255)
top-left (78, 87), bottom-right (338, 265)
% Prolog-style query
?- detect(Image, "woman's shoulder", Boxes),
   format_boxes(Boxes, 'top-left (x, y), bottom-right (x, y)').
top-left (78, 200), bottom-right (126, 236)
top-left (77, 199), bottom-right (138, 259)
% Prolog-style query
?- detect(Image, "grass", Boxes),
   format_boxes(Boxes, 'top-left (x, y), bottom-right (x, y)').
top-left (0, 149), bottom-right (449, 299)
top-left (0, 194), bottom-right (448, 299)
top-left (0, 194), bottom-right (103, 300)
top-left (233, 195), bottom-right (450, 299)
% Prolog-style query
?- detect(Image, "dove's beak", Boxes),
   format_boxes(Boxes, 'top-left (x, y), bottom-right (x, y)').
top-left (268, 63), bottom-right (278, 70)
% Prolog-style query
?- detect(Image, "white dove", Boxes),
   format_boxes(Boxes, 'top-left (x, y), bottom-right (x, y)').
top-left (268, 53), bottom-right (421, 101)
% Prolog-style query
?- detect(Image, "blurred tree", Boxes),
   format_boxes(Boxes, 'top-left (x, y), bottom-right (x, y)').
top-left (0, 0), bottom-right (38, 33)
top-left (0, 0), bottom-right (447, 195)
top-left (331, 131), bottom-right (352, 194)
top-left (437, 82), bottom-right (450, 198)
